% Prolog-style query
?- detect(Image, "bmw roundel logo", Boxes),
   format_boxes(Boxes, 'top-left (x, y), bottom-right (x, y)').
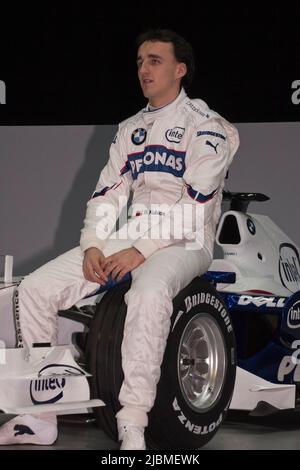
top-left (247, 218), bottom-right (256, 235)
top-left (131, 128), bottom-right (147, 145)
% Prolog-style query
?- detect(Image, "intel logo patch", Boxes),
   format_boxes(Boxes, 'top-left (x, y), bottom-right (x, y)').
top-left (165, 127), bottom-right (185, 143)
top-left (279, 243), bottom-right (300, 292)
top-left (287, 300), bottom-right (300, 329)
top-left (30, 363), bottom-right (84, 405)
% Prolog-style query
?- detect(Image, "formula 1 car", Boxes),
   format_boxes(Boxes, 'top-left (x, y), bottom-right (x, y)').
top-left (1, 191), bottom-right (300, 450)
top-left (211, 192), bottom-right (300, 413)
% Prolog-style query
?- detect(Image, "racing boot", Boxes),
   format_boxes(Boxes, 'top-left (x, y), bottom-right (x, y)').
top-left (118, 420), bottom-right (146, 450)
top-left (0, 414), bottom-right (58, 445)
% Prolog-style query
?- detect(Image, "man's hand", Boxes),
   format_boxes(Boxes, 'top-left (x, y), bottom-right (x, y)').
top-left (83, 247), bottom-right (108, 284)
top-left (102, 247), bottom-right (145, 281)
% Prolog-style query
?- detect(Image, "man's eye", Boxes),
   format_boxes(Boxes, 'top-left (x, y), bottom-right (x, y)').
top-left (151, 59), bottom-right (159, 64)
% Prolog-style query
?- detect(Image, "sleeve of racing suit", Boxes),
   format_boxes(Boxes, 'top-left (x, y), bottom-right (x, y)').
top-left (80, 127), bottom-right (132, 252)
top-left (132, 120), bottom-right (232, 259)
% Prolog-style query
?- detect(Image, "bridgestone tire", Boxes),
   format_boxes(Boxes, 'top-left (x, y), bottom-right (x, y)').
top-left (86, 277), bottom-right (236, 449)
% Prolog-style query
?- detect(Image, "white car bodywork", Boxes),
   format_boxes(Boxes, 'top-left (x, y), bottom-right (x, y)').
top-left (0, 280), bottom-right (103, 415)
top-left (211, 211), bottom-right (300, 296)
top-left (210, 208), bottom-right (300, 411)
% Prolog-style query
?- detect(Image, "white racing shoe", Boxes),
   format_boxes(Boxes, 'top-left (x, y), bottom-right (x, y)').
top-left (118, 422), bottom-right (146, 451)
top-left (0, 415), bottom-right (58, 446)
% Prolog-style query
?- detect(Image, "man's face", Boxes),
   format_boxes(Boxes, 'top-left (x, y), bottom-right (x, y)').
top-left (137, 41), bottom-right (186, 106)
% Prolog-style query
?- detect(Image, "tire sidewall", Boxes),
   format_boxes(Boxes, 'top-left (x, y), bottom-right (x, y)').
top-left (149, 280), bottom-right (236, 448)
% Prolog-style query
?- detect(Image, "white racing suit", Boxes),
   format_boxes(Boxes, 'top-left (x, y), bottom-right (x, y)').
top-left (18, 88), bottom-right (239, 427)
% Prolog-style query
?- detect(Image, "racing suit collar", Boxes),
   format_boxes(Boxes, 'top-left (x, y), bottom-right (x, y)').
top-left (142, 88), bottom-right (187, 124)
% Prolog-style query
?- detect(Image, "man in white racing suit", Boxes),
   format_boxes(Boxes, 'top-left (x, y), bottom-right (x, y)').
top-left (0, 29), bottom-right (239, 449)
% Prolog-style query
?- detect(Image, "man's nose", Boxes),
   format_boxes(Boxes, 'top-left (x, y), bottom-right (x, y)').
top-left (139, 61), bottom-right (149, 75)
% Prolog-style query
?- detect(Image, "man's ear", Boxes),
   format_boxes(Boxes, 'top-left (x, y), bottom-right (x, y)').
top-left (176, 63), bottom-right (187, 80)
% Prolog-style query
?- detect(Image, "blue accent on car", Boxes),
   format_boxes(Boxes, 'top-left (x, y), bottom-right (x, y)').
top-left (221, 293), bottom-right (287, 314)
top-left (202, 271), bottom-right (236, 284)
top-left (218, 287), bottom-right (299, 385)
top-left (239, 341), bottom-right (293, 384)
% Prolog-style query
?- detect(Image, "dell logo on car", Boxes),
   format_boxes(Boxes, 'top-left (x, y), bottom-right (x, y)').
top-left (287, 301), bottom-right (300, 329)
top-left (30, 363), bottom-right (84, 405)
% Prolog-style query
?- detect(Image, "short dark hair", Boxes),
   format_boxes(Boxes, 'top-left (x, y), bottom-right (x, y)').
top-left (136, 29), bottom-right (195, 89)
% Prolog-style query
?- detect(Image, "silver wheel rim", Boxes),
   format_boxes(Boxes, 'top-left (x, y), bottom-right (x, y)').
top-left (178, 313), bottom-right (226, 412)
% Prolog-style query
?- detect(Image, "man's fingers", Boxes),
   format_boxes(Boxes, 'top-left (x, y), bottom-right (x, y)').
top-left (96, 271), bottom-right (108, 284)
top-left (84, 269), bottom-right (101, 284)
top-left (93, 265), bottom-right (108, 283)
top-left (87, 265), bottom-right (102, 284)
top-left (111, 265), bottom-right (124, 281)
top-left (91, 256), bottom-right (109, 283)
top-left (93, 271), bottom-right (108, 284)
top-left (116, 269), bottom-right (128, 282)
top-left (102, 255), bottom-right (115, 271)
top-left (101, 260), bottom-right (112, 271)
top-left (85, 261), bottom-right (108, 284)
top-left (103, 261), bottom-right (118, 276)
